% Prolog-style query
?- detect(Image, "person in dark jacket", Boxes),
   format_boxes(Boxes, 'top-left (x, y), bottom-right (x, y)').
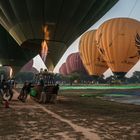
top-left (18, 82), bottom-right (32, 102)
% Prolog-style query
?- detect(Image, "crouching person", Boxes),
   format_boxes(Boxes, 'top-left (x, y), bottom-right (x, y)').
top-left (3, 93), bottom-right (10, 108)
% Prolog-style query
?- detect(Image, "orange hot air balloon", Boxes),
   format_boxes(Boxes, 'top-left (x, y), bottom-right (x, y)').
top-left (79, 30), bottom-right (108, 76)
top-left (96, 18), bottom-right (140, 78)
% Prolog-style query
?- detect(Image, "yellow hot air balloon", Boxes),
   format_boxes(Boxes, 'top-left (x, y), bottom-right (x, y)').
top-left (96, 18), bottom-right (140, 78)
top-left (79, 30), bottom-right (108, 76)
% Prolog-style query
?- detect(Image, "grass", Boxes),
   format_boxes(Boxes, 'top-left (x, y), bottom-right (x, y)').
top-left (60, 85), bottom-right (140, 90)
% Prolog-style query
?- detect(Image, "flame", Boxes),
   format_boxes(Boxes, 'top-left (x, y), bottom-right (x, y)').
top-left (41, 40), bottom-right (48, 62)
top-left (41, 25), bottom-right (49, 62)
top-left (43, 26), bottom-right (49, 40)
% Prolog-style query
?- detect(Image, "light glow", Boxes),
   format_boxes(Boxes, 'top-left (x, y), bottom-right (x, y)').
top-left (41, 25), bottom-right (49, 62)
top-left (41, 40), bottom-right (48, 62)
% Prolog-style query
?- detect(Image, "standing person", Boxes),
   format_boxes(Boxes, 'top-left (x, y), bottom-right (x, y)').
top-left (7, 78), bottom-right (14, 101)
top-left (18, 82), bottom-right (28, 101)
top-left (39, 85), bottom-right (47, 103)
top-left (18, 82), bottom-right (32, 102)
top-left (23, 82), bottom-right (32, 102)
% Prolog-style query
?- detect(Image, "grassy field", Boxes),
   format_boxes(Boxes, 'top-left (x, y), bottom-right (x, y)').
top-left (60, 84), bottom-right (140, 90)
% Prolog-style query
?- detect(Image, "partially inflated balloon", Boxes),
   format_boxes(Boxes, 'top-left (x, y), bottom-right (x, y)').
top-left (20, 59), bottom-right (33, 72)
top-left (96, 18), bottom-right (140, 78)
top-left (59, 63), bottom-right (68, 75)
top-left (66, 52), bottom-right (87, 74)
top-left (79, 30), bottom-right (108, 76)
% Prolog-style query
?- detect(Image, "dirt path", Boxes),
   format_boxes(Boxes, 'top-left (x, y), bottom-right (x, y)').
top-left (37, 104), bottom-right (100, 140)
top-left (0, 89), bottom-right (100, 140)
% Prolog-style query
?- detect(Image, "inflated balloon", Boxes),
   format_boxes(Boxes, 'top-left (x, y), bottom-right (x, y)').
top-left (59, 63), bottom-right (68, 75)
top-left (79, 30), bottom-right (108, 76)
top-left (20, 59), bottom-right (34, 72)
top-left (66, 54), bottom-right (73, 74)
top-left (96, 18), bottom-right (140, 78)
top-left (66, 52), bottom-right (87, 74)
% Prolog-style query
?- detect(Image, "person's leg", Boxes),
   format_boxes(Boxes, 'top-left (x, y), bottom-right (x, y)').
top-left (42, 93), bottom-right (46, 103)
top-left (50, 94), bottom-right (57, 103)
top-left (39, 92), bottom-right (44, 103)
top-left (18, 90), bottom-right (23, 100)
top-left (23, 92), bottom-right (28, 102)
top-left (9, 89), bottom-right (13, 101)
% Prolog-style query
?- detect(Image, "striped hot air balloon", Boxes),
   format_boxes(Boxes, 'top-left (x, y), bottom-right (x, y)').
top-left (79, 30), bottom-right (108, 76)
top-left (66, 52), bottom-right (87, 74)
top-left (96, 18), bottom-right (140, 78)
top-left (59, 63), bottom-right (68, 75)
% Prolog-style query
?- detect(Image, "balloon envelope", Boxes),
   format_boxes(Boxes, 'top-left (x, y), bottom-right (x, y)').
top-left (79, 30), bottom-right (108, 76)
top-left (20, 59), bottom-right (34, 72)
top-left (66, 52), bottom-right (87, 74)
top-left (59, 63), bottom-right (68, 76)
top-left (96, 18), bottom-right (140, 77)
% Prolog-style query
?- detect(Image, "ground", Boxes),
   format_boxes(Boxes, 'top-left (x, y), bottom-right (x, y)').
top-left (0, 88), bottom-right (140, 140)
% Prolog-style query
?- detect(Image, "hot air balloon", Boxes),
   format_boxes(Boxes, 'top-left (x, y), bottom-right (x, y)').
top-left (20, 59), bottom-right (34, 72)
top-left (0, 66), bottom-right (13, 79)
top-left (79, 30), bottom-right (108, 77)
top-left (66, 52), bottom-right (87, 74)
top-left (59, 63), bottom-right (68, 76)
top-left (96, 18), bottom-right (140, 78)
top-left (66, 54), bottom-right (74, 74)
top-left (0, 0), bottom-right (118, 70)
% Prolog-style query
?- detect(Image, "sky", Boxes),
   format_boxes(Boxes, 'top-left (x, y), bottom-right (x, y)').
top-left (33, 0), bottom-right (140, 78)
top-left (33, 55), bottom-right (47, 71)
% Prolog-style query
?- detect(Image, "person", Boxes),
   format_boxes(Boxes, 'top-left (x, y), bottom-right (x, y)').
top-left (0, 79), bottom-right (12, 101)
top-left (39, 85), bottom-right (47, 103)
top-left (0, 79), bottom-right (9, 93)
top-left (7, 78), bottom-right (14, 101)
top-left (24, 82), bottom-right (32, 101)
top-left (18, 82), bottom-right (32, 102)
top-left (53, 84), bottom-right (59, 95)
top-left (18, 82), bottom-right (27, 101)
top-left (49, 84), bottom-right (59, 103)
top-left (0, 90), bottom-right (3, 105)
top-left (3, 92), bottom-right (10, 108)
top-left (39, 78), bottom-right (44, 87)
top-left (0, 80), bottom-right (4, 102)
